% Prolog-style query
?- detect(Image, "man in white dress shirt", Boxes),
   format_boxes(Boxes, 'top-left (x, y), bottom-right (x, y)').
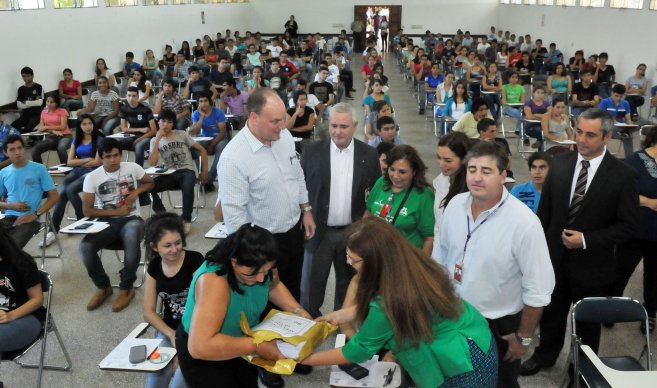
top-left (439, 141), bottom-right (555, 388)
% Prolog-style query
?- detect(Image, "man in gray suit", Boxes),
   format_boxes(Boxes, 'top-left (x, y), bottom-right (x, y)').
top-left (300, 103), bottom-right (381, 318)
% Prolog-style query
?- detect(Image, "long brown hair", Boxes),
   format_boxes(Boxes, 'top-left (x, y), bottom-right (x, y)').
top-left (383, 145), bottom-right (429, 190)
top-left (347, 217), bottom-right (462, 347)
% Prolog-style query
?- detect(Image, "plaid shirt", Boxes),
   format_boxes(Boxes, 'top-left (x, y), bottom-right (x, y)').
top-left (161, 93), bottom-right (191, 116)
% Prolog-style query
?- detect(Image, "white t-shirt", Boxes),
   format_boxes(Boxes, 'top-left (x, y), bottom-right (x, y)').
top-left (451, 102), bottom-right (467, 120)
top-left (83, 162), bottom-right (146, 218)
top-left (267, 45), bottom-right (283, 58)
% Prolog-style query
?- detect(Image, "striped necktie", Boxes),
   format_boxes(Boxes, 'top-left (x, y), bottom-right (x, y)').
top-left (567, 160), bottom-right (590, 228)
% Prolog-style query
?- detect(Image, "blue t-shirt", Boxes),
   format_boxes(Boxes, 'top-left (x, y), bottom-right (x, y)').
top-left (0, 161), bottom-right (56, 217)
top-left (424, 74), bottom-right (444, 89)
top-left (191, 107), bottom-right (227, 137)
top-left (599, 97), bottom-right (630, 123)
top-left (510, 181), bottom-right (541, 214)
top-left (124, 62), bottom-right (141, 74)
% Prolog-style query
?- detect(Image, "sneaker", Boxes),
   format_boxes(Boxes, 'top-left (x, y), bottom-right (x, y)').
top-left (183, 221), bottom-right (191, 236)
top-left (86, 287), bottom-right (113, 311)
top-left (204, 183), bottom-right (215, 192)
top-left (523, 139), bottom-right (530, 146)
top-left (38, 231), bottom-right (57, 248)
top-left (112, 288), bottom-right (135, 312)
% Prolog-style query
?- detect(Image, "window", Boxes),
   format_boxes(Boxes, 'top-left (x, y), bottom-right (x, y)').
top-left (580, 0), bottom-right (604, 6)
top-left (610, 0), bottom-right (643, 8)
top-left (143, 0), bottom-right (166, 4)
top-left (523, 0), bottom-right (554, 4)
top-left (104, 0), bottom-right (137, 6)
top-left (651, 0), bottom-right (657, 8)
top-left (555, 0), bottom-right (576, 5)
top-left (0, 0), bottom-right (45, 9)
top-left (171, 0), bottom-right (191, 4)
top-left (53, 0), bottom-right (97, 8)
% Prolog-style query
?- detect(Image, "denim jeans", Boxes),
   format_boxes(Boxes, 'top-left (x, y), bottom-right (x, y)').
top-left (51, 167), bottom-right (92, 231)
top-left (94, 116), bottom-right (120, 136)
top-left (32, 135), bottom-right (73, 165)
top-left (79, 216), bottom-right (144, 289)
top-left (503, 106), bottom-right (523, 132)
top-left (0, 313), bottom-right (41, 352)
top-left (146, 331), bottom-right (188, 388)
top-left (175, 117), bottom-right (191, 132)
top-left (117, 137), bottom-right (151, 166)
top-left (199, 139), bottom-right (229, 184)
top-left (525, 123), bottom-right (544, 141)
top-left (612, 126), bottom-right (636, 157)
top-left (61, 98), bottom-right (84, 112)
top-left (0, 217), bottom-right (41, 248)
top-left (151, 169), bottom-right (197, 222)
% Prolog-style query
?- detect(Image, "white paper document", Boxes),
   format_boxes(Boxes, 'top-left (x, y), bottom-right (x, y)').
top-left (252, 312), bottom-right (315, 337)
top-left (555, 140), bottom-right (576, 145)
top-left (276, 339), bottom-right (306, 360)
top-left (329, 334), bottom-right (402, 387)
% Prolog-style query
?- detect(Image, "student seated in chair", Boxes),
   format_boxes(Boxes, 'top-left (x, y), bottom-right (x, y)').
top-left (80, 138), bottom-right (154, 312)
top-left (368, 116), bottom-right (403, 147)
top-left (0, 112), bottom-right (20, 171)
top-left (148, 109), bottom-right (208, 235)
top-left (117, 87), bottom-right (157, 166)
top-left (190, 92), bottom-right (228, 193)
top-left (0, 135), bottom-right (58, 248)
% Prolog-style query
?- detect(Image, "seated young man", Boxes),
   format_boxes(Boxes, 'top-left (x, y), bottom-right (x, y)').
top-left (148, 109), bottom-right (208, 234)
top-left (331, 49), bottom-right (355, 99)
top-left (0, 112), bottom-right (20, 170)
top-left (571, 69), bottom-right (600, 117)
top-left (209, 57), bottom-right (233, 90)
top-left (296, 40), bottom-right (315, 82)
top-left (420, 62), bottom-right (444, 115)
top-left (190, 92), bottom-right (228, 192)
top-left (183, 66), bottom-right (218, 101)
top-left (599, 83), bottom-right (635, 157)
top-left (368, 116), bottom-right (403, 147)
top-left (477, 117), bottom-right (514, 179)
top-left (12, 67), bottom-right (43, 134)
top-left (265, 58), bottom-right (290, 105)
top-left (153, 78), bottom-right (192, 131)
top-left (510, 151), bottom-right (551, 214)
top-left (0, 135), bottom-right (58, 248)
top-left (172, 53), bottom-right (193, 87)
top-left (117, 86), bottom-right (157, 166)
top-left (218, 77), bottom-right (248, 126)
top-left (309, 67), bottom-right (335, 121)
top-left (80, 138), bottom-right (154, 312)
top-left (279, 50), bottom-right (300, 89)
top-left (120, 52), bottom-right (141, 96)
top-left (452, 98), bottom-right (493, 139)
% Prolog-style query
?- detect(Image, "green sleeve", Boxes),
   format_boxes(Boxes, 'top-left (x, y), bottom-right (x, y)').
top-left (366, 176), bottom-right (385, 213)
top-left (342, 301), bottom-right (394, 363)
top-left (417, 187), bottom-right (436, 238)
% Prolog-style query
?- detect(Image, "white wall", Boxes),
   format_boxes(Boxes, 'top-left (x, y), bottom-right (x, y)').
top-left (498, 4), bottom-right (656, 92)
top-left (248, 0), bottom-right (499, 37)
top-left (0, 3), bottom-right (250, 104)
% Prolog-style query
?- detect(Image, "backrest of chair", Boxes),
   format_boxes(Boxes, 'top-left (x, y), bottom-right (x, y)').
top-left (38, 270), bottom-right (52, 294)
top-left (574, 297), bottom-right (647, 324)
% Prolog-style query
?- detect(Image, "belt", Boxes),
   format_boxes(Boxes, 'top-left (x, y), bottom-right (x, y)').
top-left (327, 225), bottom-right (349, 230)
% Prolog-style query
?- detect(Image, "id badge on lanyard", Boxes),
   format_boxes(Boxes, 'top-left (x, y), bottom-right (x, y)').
top-left (454, 263), bottom-right (463, 284)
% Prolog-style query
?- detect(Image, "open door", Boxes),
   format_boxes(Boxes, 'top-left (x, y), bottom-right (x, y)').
top-left (353, 5), bottom-right (401, 53)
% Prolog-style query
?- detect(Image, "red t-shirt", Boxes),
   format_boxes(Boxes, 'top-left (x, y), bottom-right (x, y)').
top-left (59, 80), bottom-right (80, 98)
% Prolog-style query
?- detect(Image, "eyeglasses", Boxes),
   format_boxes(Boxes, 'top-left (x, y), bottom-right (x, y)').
top-left (346, 252), bottom-right (364, 266)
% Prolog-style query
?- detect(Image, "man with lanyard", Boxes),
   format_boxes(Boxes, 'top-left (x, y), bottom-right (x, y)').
top-left (438, 141), bottom-right (555, 388)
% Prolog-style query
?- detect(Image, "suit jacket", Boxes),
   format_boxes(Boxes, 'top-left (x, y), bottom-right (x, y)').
top-left (300, 138), bottom-right (381, 252)
top-left (537, 151), bottom-right (639, 287)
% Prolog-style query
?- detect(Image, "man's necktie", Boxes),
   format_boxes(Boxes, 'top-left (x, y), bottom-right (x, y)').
top-left (567, 160), bottom-right (590, 228)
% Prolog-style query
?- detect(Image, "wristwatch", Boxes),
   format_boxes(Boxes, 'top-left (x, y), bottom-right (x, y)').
top-left (35, 210), bottom-right (42, 217)
top-left (515, 333), bottom-right (533, 346)
top-left (301, 205), bottom-right (312, 213)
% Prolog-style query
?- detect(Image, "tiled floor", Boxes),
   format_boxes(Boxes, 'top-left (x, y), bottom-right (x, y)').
top-left (1, 52), bottom-right (651, 388)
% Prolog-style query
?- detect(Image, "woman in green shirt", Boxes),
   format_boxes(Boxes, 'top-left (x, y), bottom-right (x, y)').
top-left (175, 224), bottom-right (310, 387)
top-left (302, 217), bottom-right (498, 388)
top-left (502, 71), bottom-right (526, 134)
top-left (366, 145), bottom-right (435, 254)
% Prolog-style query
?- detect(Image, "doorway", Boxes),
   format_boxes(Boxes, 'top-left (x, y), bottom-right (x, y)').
top-left (353, 5), bottom-right (401, 54)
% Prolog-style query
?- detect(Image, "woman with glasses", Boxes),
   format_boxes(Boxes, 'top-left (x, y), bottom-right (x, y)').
top-left (175, 223), bottom-right (310, 387)
top-left (365, 145), bottom-right (434, 255)
top-left (302, 217), bottom-right (498, 388)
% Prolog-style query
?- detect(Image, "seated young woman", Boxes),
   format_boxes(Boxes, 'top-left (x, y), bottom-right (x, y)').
top-left (363, 79), bottom-right (392, 141)
top-left (58, 68), bottom-right (83, 111)
top-left (127, 68), bottom-right (152, 106)
top-left (302, 217), bottom-right (498, 388)
top-left (175, 224), bottom-right (311, 387)
top-left (286, 90), bottom-right (316, 143)
top-left (143, 213), bottom-right (204, 388)
top-left (143, 49), bottom-right (163, 86)
top-left (49, 114), bottom-right (104, 241)
top-left (32, 93), bottom-right (73, 165)
top-left (0, 227), bottom-right (45, 365)
top-left (77, 76), bottom-right (120, 136)
top-left (94, 58), bottom-right (117, 93)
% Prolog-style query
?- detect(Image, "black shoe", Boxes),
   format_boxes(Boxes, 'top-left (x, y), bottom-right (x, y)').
top-left (294, 363), bottom-right (313, 375)
top-left (350, 88), bottom-right (356, 92)
top-left (641, 316), bottom-right (656, 334)
top-left (523, 139), bottom-right (530, 146)
top-left (258, 368), bottom-right (285, 388)
top-left (344, 94), bottom-right (354, 99)
top-left (603, 322), bottom-right (615, 329)
top-left (519, 356), bottom-right (545, 376)
top-left (203, 183), bottom-right (215, 192)
top-left (419, 109), bottom-right (425, 115)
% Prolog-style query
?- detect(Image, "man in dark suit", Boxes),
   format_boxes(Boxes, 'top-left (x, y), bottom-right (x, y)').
top-left (300, 102), bottom-right (380, 318)
top-left (521, 108), bottom-right (639, 376)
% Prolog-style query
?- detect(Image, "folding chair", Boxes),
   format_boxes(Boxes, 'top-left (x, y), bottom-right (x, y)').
top-left (100, 240), bottom-right (148, 289)
top-left (31, 211), bottom-right (63, 269)
top-left (568, 297), bottom-right (653, 388)
top-left (1, 270), bottom-right (72, 388)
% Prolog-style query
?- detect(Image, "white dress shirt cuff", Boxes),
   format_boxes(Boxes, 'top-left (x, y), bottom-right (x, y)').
top-left (582, 233), bottom-right (587, 250)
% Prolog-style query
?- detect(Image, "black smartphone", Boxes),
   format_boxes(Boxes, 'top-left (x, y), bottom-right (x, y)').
top-left (74, 222), bottom-right (94, 230)
top-left (338, 363), bottom-right (369, 380)
top-left (129, 345), bottom-right (147, 364)
top-left (48, 166), bottom-right (60, 171)
top-left (155, 168), bottom-right (167, 173)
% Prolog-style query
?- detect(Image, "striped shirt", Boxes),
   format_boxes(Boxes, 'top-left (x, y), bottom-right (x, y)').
top-left (218, 123), bottom-right (309, 234)
top-left (90, 90), bottom-right (119, 116)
